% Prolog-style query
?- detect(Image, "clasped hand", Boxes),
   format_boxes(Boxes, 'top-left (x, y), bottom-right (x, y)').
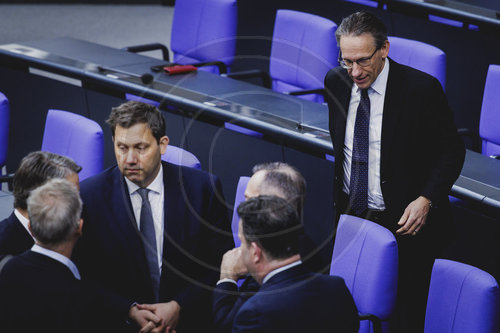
top-left (130, 300), bottom-right (180, 333)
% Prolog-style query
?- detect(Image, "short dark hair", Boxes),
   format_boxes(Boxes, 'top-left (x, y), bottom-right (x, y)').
top-left (335, 11), bottom-right (388, 49)
top-left (252, 162), bottom-right (306, 217)
top-left (237, 195), bottom-right (302, 260)
top-left (13, 151), bottom-right (81, 211)
top-left (106, 101), bottom-right (166, 143)
top-left (28, 178), bottom-right (82, 246)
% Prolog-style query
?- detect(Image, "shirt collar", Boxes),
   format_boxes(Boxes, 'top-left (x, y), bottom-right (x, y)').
top-left (14, 209), bottom-right (34, 239)
top-left (125, 163), bottom-right (163, 195)
top-left (262, 260), bottom-right (302, 284)
top-left (31, 244), bottom-right (81, 280)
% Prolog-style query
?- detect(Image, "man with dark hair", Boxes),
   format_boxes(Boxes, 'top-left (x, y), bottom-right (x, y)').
top-left (0, 151), bottom-right (81, 255)
top-left (74, 100), bottom-right (233, 332)
top-left (214, 162), bottom-right (330, 333)
top-left (324, 11), bottom-right (465, 331)
top-left (0, 179), bottom-right (159, 332)
top-left (230, 196), bottom-right (359, 332)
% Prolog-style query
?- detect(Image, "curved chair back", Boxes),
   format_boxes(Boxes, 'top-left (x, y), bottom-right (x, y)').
top-left (270, 9), bottom-right (338, 103)
top-left (171, 0), bottom-right (237, 73)
top-left (161, 145), bottom-right (201, 170)
top-left (479, 64), bottom-right (500, 157)
top-left (231, 176), bottom-right (250, 247)
top-left (425, 259), bottom-right (500, 333)
top-left (41, 110), bottom-right (103, 181)
top-left (330, 214), bottom-right (398, 333)
top-left (388, 36), bottom-right (446, 91)
top-left (0, 92), bottom-right (9, 169)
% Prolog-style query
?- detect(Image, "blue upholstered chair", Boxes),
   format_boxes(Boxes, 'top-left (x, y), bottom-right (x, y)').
top-left (388, 36), bottom-right (446, 91)
top-left (162, 145), bottom-right (201, 170)
top-left (227, 9), bottom-right (338, 103)
top-left (231, 176), bottom-right (250, 247)
top-left (41, 110), bottom-right (103, 181)
top-left (270, 9), bottom-right (338, 102)
top-left (330, 214), bottom-right (398, 333)
top-left (478, 64), bottom-right (500, 158)
top-left (123, 0), bottom-right (237, 74)
top-left (425, 259), bottom-right (500, 333)
top-left (0, 92), bottom-right (9, 173)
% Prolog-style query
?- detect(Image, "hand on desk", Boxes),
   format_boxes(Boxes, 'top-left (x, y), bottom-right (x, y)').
top-left (396, 196), bottom-right (430, 236)
top-left (220, 247), bottom-right (248, 281)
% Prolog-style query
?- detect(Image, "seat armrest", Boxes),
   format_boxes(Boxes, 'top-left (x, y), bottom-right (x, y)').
top-left (223, 70), bottom-right (272, 89)
top-left (457, 127), bottom-right (481, 152)
top-left (191, 61), bottom-right (228, 74)
top-left (358, 313), bottom-right (382, 333)
top-left (286, 88), bottom-right (326, 98)
top-left (0, 173), bottom-right (14, 191)
top-left (121, 43), bottom-right (170, 61)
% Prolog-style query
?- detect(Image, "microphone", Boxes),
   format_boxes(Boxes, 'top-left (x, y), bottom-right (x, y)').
top-left (141, 73), bottom-right (154, 85)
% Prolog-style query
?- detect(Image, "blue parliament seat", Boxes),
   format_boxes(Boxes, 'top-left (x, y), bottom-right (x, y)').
top-left (226, 9), bottom-right (338, 103)
top-left (41, 110), bottom-right (104, 181)
top-left (330, 214), bottom-right (398, 333)
top-left (425, 259), bottom-right (500, 333)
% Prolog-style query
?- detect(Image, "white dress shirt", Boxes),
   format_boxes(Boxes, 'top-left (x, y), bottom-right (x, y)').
top-left (262, 260), bottom-right (302, 284)
top-left (343, 58), bottom-right (390, 210)
top-left (125, 165), bottom-right (165, 272)
top-left (31, 244), bottom-right (81, 280)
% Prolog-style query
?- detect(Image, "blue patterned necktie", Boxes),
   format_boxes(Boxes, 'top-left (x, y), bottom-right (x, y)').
top-left (137, 188), bottom-right (160, 302)
top-left (349, 89), bottom-right (370, 215)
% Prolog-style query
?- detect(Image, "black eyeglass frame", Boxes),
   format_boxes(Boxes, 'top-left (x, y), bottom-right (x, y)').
top-left (338, 47), bottom-right (380, 69)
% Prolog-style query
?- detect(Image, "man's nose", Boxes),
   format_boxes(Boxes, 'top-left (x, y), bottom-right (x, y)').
top-left (351, 62), bottom-right (363, 77)
top-left (125, 149), bottom-right (138, 164)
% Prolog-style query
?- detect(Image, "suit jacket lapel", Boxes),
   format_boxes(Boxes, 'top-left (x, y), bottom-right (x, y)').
top-left (109, 168), bottom-right (150, 275)
top-left (332, 69), bottom-right (353, 158)
top-left (162, 162), bottom-right (185, 262)
top-left (380, 59), bottom-right (404, 180)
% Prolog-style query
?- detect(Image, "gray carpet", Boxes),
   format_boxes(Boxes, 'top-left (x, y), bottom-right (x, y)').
top-left (0, 4), bottom-right (174, 59)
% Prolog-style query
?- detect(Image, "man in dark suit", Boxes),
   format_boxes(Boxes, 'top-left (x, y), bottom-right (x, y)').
top-left (74, 101), bottom-right (233, 333)
top-left (226, 195), bottom-right (359, 333)
top-left (324, 11), bottom-right (465, 331)
top-left (0, 178), bottom-right (158, 333)
top-left (0, 151), bottom-right (81, 255)
top-left (213, 162), bottom-right (306, 333)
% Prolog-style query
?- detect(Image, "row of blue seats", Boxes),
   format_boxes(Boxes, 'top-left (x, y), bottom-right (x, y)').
top-left (0, 99), bottom-right (498, 331)
top-left (121, 0), bottom-right (499, 156)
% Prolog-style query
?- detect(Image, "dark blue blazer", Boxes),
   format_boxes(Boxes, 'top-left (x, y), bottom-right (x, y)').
top-left (0, 212), bottom-right (33, 255)
top-left (0, 250), bottom-right (130, 333)
top-left (74, 161), bottom-right (233, 332)
top-left (213, 276), bottom-right (260, 333)
top-left (231, 265), bottom-right (359, 333)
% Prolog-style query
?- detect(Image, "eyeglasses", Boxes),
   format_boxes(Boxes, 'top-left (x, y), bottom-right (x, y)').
top-left (338, 47), bottom-right (379, 69)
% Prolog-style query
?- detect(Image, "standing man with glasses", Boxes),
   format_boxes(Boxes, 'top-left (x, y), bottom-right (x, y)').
top-left (324, 11), bottom-right (465, 332)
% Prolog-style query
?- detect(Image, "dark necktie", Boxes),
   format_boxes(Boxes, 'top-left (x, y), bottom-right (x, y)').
top-left (349, 89), bottom-right (370, 215)
top-left (137, 188), bottom-right (160, 302)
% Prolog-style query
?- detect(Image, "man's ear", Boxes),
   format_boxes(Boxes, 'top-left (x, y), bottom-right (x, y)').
top-left (159, 136), bottom-right (169, 155)
top-left (76, 218), bottom-right (84, 237)
top-left (251, 242), bottom-right (262, 264)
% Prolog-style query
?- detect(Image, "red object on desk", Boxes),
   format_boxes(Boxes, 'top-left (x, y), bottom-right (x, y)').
top-left (164, 65), bottom-right (198, 75)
